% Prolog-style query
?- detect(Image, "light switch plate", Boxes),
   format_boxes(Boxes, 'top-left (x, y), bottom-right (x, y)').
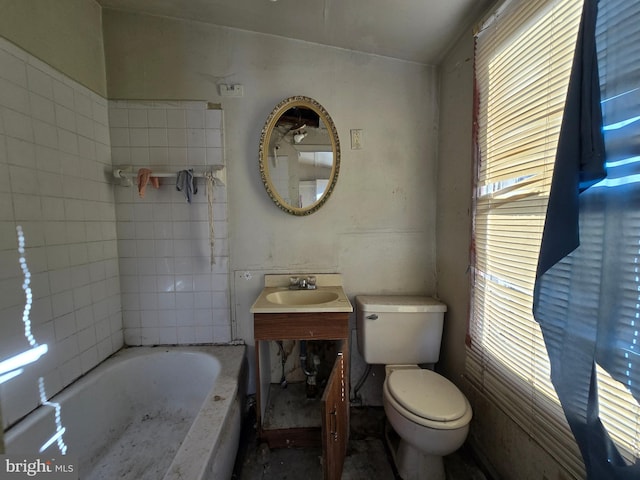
top-left (350, 129), bottom-right (363, 149)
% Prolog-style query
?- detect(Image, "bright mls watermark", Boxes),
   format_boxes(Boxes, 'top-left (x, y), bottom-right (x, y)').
top-left (0, 455), bottom-right (77, 479)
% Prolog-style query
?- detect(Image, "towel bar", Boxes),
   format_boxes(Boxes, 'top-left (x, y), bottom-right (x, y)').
top-left (112, 165), bottom-right (226, 186)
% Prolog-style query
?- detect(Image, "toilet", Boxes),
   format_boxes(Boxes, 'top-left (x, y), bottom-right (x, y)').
top-left (356, 296), bottom-right (472, 480)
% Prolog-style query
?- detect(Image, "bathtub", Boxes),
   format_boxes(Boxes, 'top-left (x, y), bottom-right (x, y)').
top-left (4, 345), bottom-right (246, 480)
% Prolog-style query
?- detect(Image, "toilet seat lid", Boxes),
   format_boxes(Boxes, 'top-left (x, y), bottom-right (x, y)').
top-left (387, 369), bottom-right (468, 422)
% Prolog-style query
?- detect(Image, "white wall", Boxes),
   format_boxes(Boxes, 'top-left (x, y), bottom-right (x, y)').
top-left (103, 10), bottom-right (440, 400)
top-left (0, 37), bottom-right (122, 429)
top-left (0, 0), bottom-right (106, 96)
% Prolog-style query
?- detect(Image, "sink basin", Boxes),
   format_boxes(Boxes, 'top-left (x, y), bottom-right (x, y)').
top-left (250, 274), bottom-right (353, 313)
top-left (265, 290), bottom-right (340, 306)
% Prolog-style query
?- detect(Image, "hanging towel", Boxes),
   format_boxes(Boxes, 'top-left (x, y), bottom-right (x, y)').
top-left (136, 168), bottom-right (160, 198)
top-left (176, 169), bottom-right (198, 203)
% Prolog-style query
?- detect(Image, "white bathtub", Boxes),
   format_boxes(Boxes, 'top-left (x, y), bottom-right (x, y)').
top-left (4, 345), bottom-right (246, 480)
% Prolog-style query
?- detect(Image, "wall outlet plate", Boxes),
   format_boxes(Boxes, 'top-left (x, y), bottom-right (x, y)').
top-left (219, 84), bottom-right (244, 97)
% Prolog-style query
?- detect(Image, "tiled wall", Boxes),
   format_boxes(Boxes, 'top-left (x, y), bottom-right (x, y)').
top-left (0, 38), bottom-right (122, 428)
top-left (109, 100), bottom-right (231, 345)
top-left (0, 39), bottom-right (232, 430)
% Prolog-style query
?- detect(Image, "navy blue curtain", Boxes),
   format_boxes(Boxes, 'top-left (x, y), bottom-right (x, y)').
top-left (533, 0), bottom-right (640, 477)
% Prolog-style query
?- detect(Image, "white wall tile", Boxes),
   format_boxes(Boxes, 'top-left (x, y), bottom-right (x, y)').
top-left (0, 77), bottom-right (30, 114)
top-left (123, 327), bottom-right (141, 345)
top-left (54, 313), bottom-right (77, 341)
top-left (76, 305), bottom-right (95, 330)
top-left (92, 101), bottom-right (109, 126)
top-left (0, 49), bottom-right (28, 86)
top-left (55, 104), bottom-right (76, 132)
top-left (26, 65), bottom-right (53, 98)
top-left (0, 42), bottom-right (122, 428)
top-left (97, 337), bottom-right (116, 360)
top-left (166, 109), bottom-right (186, 128)
top-left (59, 357), bottom-right (81, 386)
top-left (158, 327), bottom-right (177, 344)
top-left (76, 114), bottom-right (95, 140)
top-left (167, 128), bottom-right (186, 147)
top-left (177, 326), bottom-right (197, 344)
top-left (52, 80), bottom-right (74, 109)
top-left (13, 194), bottom-right (42, 221)
top-left (213, 325), bottom-right (231, 343)
top-left (148, 128), bottom-right (168, 146)
top-left (33, 120), bottom-right (59, 149)
top-left (93, 123), bottom-right (110, 145)
top-left (205, 109), bottom-right (222, 129)
top-left (140, 310), bottom-right (158, 328)
top-left (187, 147), bottom-right (206, 164)
top-left (6, 137), bottom-right (36, 167)
top-left (74, 91), bottom-right (93, 119)
top-left (108, 108), bottom-right (129, 128)
top-left (3, 109), bottom-right (34, 142)
top-left (30, 93), bottom-right (56, 124)
top-left (147, 109), bottom-right (167, 128)
top-left (186, 109), bottom-right (204, 129)
top-left (95, 317), bottom-right (112, 341)
top-left (195, 326), bottom-right (214, 343)
top-left (110, 127), bottom-right (130, 146)
top-left (79, 347), bottom-right (98, 374)
top-left (57, 128), bottom-right (78, 155)
top-left (205, 128), bottom-right (222, 148)
top-left (128, 109), bottom-right (148, 128)
top-left (129, 147), bottom-right (150, 166)
top-left (129, 128), bottom-right (149, 147)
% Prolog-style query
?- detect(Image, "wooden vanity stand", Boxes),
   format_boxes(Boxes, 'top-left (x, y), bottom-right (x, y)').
top-left (253, 312), bottom-right (350, 480)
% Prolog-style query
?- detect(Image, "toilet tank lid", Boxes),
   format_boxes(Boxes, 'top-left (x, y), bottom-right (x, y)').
top-left (356, 295), bottom-right (447, 313)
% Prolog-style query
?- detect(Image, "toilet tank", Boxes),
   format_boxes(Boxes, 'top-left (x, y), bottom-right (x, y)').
top-left (356, 295), bottom-right (447, 365)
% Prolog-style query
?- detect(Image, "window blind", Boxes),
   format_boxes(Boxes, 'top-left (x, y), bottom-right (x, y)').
top-left (468, 0), bottom-right (585, 476)
top-left (471, 0), bottom-right (640, 474)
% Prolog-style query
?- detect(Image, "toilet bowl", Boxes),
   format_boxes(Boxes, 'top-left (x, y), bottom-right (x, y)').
top-left (382, 365), bottom-right (472, 480)
top-left (355, 296), bottom-right (473, 480)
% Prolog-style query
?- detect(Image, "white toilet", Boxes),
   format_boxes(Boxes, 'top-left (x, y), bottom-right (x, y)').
top-left (356, 296), bottom-right (472, 480)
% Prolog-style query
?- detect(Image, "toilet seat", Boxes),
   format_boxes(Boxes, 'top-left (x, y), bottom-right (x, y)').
top-left (385, 369), bottom-right (472, 430)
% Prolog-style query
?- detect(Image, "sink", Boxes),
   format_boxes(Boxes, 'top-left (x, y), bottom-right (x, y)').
top-left (265, 290), bottom-right (340, 306)
top-left (250, 274), bottom-right (353, 313)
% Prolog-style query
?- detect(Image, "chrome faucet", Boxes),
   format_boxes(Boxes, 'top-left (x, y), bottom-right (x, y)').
top-left (289, 276), bottom-right (317, 290)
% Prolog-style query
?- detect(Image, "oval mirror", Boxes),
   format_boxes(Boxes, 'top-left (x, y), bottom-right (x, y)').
top-left (259, 96), bottom-right (340, 215)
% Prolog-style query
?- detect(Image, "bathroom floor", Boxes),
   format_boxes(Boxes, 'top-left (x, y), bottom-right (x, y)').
top-left (232, 405), bottom-right (487, 480)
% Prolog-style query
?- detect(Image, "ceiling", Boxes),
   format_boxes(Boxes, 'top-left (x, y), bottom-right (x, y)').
top-left (96, 0), bottom-right (494, 65)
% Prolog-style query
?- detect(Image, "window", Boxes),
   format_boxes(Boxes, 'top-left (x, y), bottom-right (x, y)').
top-left (466, 0), bottom-right (640, 476)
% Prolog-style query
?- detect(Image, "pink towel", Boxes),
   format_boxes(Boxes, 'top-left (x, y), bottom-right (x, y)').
top-left (136, 168), bottom-right (160, 197)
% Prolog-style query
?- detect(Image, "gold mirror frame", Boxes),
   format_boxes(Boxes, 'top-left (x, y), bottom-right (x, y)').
top-left (259, 96), bottom-right (341, 216)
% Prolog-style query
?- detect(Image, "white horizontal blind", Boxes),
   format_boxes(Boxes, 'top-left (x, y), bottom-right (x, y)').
top-left (468, 0), bottom-right (585, 476)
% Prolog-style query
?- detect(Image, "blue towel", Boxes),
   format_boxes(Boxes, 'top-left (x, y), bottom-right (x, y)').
top-left (176, 169), bottom-right (198, 203)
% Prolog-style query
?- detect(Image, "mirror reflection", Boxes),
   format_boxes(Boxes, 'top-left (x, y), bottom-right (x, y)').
top-left (259, 96), bottom-right (340, 215)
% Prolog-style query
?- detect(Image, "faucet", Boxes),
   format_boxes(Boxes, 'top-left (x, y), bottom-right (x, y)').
top-left (289, 276), bottom-right (317, 290)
